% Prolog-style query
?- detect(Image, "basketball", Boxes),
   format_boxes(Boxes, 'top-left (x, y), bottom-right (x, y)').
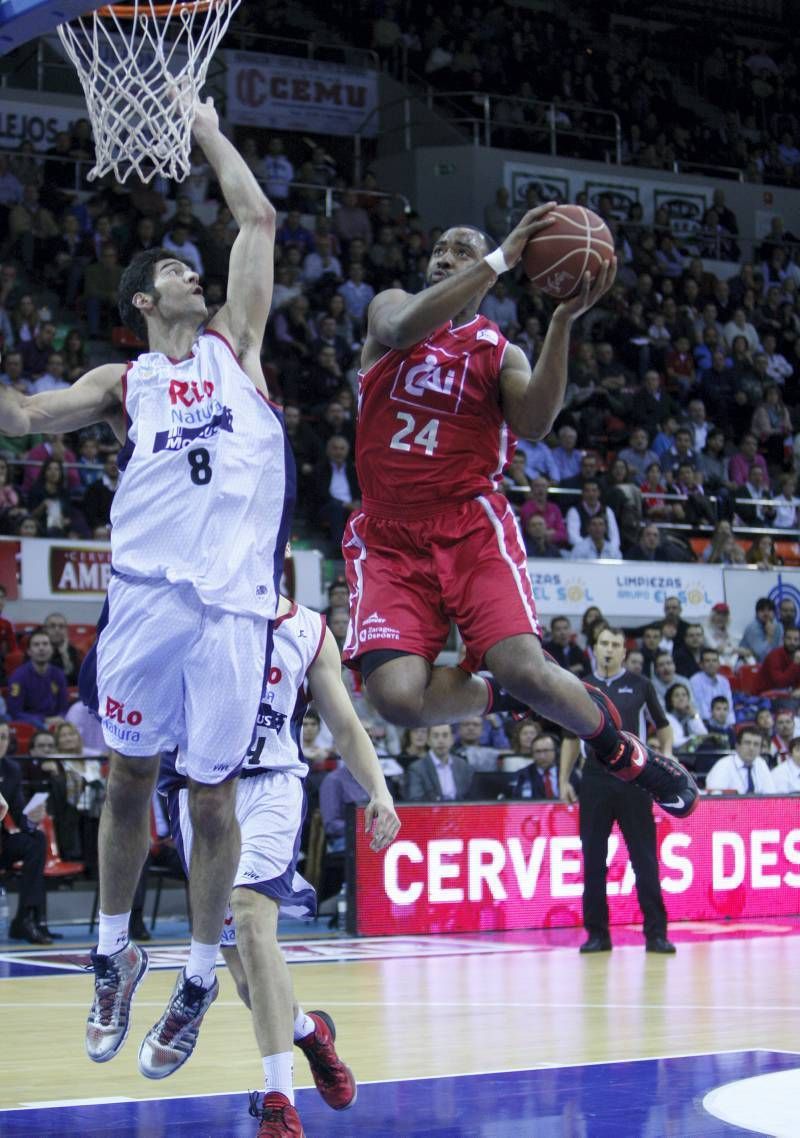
top-left (521, 205), bottom-right (614, 299)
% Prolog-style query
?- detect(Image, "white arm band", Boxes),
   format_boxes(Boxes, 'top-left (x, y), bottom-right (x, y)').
top-left (483, 247), bottom-right (510, 275)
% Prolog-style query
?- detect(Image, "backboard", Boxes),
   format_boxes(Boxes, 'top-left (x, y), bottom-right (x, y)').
top-left (0, 1), bottom-right (106, 55)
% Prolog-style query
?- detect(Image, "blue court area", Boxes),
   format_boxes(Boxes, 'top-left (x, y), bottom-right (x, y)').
top-left (2, 1051), bottom-right (798, 1137)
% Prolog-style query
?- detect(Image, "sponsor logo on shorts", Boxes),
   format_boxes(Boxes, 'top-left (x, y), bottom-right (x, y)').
top-left (102, 718), bottom-right (142, 745)
top-left (256, 585), bottom-right (270, 597)
top-left (241, 868), bottom-right (260, 880)
top-left (104, 697), bottom-right (143, 726)
top-left (360, 622), bottom-right (401, 643)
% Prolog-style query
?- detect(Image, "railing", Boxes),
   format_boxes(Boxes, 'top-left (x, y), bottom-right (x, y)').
top-left (219, 28), bottom-right (379, 71)
top-left (353, 91), bottom-right (622, 179)
top-left (0, 146), bottom-right (412, 217)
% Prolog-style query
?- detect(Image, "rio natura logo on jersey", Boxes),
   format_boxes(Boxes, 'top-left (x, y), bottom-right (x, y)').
top-left (153, 376), bottom-right (235, 452)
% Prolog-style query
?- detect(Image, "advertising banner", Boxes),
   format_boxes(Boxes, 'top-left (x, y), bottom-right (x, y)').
top-left (0, 94), bottom-right (81, 150)
top-left (352, 799), bottom-right (800, 937)
top-left (225, 51), bottom-right (378, 137)
top-left (504, 162), bottom-right (710, 226)
top-left (526, 559), bottom-right (723, 618)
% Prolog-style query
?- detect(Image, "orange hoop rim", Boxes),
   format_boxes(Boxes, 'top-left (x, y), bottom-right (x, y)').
top-left (97, 0), bottom-right (227, 18)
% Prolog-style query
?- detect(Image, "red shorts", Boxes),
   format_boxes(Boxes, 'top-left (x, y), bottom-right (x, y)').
top-left (341, 492), bottom-right (541, 672)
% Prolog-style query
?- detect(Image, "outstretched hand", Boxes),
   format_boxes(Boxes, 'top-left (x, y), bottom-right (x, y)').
top-left (191, 96), bottom-right (220, 139)
top-left (555, 256), bottom-right (618, 322)
top-left (364, 794), bottom-right (401, 852)
top-left (499, 203), bottom-right (559, 270)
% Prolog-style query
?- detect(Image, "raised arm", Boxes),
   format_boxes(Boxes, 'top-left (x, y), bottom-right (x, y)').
top-left (191, 99), bottom-right (276, 389)
top-left (308, 628), bottom-right (400, 851)
top-left (500, 258), bottom-right (617, 439)
top-left (0, 364), bottom-right (124, 440)
top-left (363, 204), bottom-right (558, 363)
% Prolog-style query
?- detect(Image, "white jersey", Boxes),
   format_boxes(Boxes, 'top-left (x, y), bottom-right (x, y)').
top-left (241, 602), bottom-right (326, 777)
top-left (111, 330), bottom-right (294, 618)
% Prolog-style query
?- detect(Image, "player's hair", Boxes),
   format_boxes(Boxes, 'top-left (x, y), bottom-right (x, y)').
top-left (118, 248), bottom-right (195, 341)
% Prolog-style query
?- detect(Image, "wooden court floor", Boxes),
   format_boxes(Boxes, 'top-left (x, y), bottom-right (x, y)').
top-left (1, 928), bottom-right (798, 1111)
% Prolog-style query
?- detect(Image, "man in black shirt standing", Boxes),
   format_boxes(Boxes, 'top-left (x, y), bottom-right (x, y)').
top-left (561, 627), bottom-right (677, 956)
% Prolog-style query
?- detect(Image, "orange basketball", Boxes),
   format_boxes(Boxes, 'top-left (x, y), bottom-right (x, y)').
top-left (521, 205), bottom-right (614, 299)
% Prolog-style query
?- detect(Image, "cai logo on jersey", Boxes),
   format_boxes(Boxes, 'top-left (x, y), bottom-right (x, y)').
top-left (153, 406), bottom-right (234, 453)
top-left (390, 347), bottom-right (469, 414)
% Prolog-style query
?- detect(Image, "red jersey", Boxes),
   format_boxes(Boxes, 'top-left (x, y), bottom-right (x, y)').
top-left (356, 315), bottom-right (514, 518)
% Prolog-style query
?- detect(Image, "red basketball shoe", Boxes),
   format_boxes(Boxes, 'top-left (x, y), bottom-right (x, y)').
top-left (295, 1010), bottom-right (357, 1110)
top-left (248, 1092), bottom-right (305, 1138)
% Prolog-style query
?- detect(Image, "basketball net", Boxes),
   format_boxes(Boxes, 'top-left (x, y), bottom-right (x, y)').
top-left (57, 0), bottom-right (241, 184)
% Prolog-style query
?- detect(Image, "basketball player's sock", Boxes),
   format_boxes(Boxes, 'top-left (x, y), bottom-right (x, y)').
top-left (97, 910), bottom-right (131, 956)
top-left (293, 1008), bottom-right (316, 1041)
top-left (579, 685), bottom-right (623, 761)
top-left (482, 676), bottom-right (529, 716)
top-left (184, 938), bottom-right (219, 990)
top-left (263, 1052), bottom-right (295, 1104)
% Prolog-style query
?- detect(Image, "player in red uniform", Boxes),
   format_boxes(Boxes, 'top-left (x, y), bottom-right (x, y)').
top-left (341, 205), bottom-right (698, 817)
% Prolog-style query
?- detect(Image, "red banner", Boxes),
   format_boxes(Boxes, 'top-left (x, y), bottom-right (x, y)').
top-left (352, 799), bottom-right (800, 936)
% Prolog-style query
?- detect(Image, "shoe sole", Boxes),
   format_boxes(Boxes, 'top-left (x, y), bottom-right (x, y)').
top-left (304, 1009), bottom-right (357, 1111)
top-left (137, 984), bottom-right (218, 1079)
top-left (86, 949), bottom-right (149, 1064)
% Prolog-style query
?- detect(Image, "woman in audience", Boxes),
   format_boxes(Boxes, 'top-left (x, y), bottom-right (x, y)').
top-left (0, 456), bottom-right (23, 534)
top-left (751, 383), bottom-right (793, 465)
top-left (579, 606), bottom-right (605, 652)
top-left (61, 328), bottom-right (88, 383)
top-left (54, 720), bottom-right (105, 867)
top-left (501, 719), bottom-right (542, 768)
top-left (665, 683), bottom-right (707, 749)
top-left (398, 726), bottom-right (430, 768)
top-left (604, 458), bottom-right (643, 547)
top-left (702, 519), bottom-right (747, 564)
top-left (641, 460), bottom-right (674, 521)
top-left (27, 458), bottom-right (73, 537)
top-left (746, 534), bottom-right (784, 569)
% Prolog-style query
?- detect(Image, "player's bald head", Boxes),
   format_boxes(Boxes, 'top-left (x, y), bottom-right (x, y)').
top-left (439, 225), bottom-right (493, 255)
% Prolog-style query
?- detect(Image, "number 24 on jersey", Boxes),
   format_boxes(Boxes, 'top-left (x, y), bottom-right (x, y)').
top-left (389, 411), bottom-right (440, 456)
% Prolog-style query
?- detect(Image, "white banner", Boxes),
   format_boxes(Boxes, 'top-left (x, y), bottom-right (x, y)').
top-left (722, 567), bottom-right (800, 637)
top-left (504, 161), bottom-right (710, 227)
top-left (225, 51), bottom-right (378, 138)
top-left (527, 559), bottom-right (725, 618)
top-left (0, 95), bottom-right (81, 150)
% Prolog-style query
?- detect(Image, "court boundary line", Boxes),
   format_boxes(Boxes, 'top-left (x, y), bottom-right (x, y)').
top-left (3, 1048), bottom-right (798, 1113)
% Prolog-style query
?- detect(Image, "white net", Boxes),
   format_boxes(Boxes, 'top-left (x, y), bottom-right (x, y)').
top-left (57, 0), bottom-right (241, 184)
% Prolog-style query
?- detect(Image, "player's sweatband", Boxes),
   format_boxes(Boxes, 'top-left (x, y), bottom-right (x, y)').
top-left (483, 247), bottom-right (510, 275)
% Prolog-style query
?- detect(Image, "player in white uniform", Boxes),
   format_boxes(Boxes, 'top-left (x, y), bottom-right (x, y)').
top-left (159, 595), bottom-right (400, 1137)
top-left (0, 99), bottom-right (292, 1073)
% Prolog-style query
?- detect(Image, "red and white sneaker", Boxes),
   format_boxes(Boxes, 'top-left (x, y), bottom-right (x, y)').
top-left (248, 1092), bottom-right (305, 1137)
top-left (608, 732), bottom-right (700, 818)
top-left (295, 1010), bottom-right (357, 1110)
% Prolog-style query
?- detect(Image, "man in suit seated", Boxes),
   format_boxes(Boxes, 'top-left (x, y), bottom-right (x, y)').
top-left (309, 434), bottom-right (361, 557)
top-left (510, 732), bottom-right (562, 799)
top-left (0, 720), bottom-right (52, 944)
top-left (404, 724), bottom-right (473, 802)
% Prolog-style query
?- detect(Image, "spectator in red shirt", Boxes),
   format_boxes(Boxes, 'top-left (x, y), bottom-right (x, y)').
top-left (758, 627), bottom-right (800, 695)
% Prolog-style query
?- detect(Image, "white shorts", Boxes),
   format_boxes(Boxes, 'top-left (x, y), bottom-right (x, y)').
top-left (167, 768), bottom-right (315, 944)
top-left (93, 574), bottom-right (268, 784)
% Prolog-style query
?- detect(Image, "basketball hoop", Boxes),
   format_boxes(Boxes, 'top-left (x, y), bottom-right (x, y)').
top-left (57, 0), bottom-right (241, 184)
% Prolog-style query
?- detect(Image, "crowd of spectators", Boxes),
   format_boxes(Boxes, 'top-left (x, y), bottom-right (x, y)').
top-left (347, 1), bottom-right (800, 187)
